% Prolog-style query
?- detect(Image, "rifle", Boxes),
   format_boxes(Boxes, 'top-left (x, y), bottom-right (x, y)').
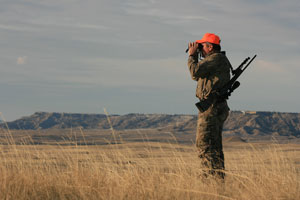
top-left (195, 55), bottom-right (257, 112)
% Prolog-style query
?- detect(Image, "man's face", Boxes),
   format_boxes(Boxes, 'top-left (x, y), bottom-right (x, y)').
top-left (201, 43), bottom-right (213, 57)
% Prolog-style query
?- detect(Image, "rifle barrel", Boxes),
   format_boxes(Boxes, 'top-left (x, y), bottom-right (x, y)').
top-left (242, 55), bottom-right (257, 71)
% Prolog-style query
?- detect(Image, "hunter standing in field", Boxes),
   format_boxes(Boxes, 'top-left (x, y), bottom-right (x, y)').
top-left (187, 33), bottom-right (231, 179)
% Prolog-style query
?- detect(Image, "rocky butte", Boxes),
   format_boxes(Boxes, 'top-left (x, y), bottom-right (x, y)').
top-left (0, 111), bottom-right (299, 139)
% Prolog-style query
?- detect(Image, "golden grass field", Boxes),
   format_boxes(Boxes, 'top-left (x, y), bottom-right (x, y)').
top-left (0, 127), bottom-right (299, 200)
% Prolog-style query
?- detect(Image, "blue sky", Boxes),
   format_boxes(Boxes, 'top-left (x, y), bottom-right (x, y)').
top-left (0, 0), bottom-right (299, 120)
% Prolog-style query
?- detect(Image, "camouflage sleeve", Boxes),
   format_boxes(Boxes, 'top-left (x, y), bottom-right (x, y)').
top-left (188, 54), bottom-right (216, 80)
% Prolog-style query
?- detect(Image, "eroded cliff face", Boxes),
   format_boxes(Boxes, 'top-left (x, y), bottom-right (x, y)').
top-left (1, 111), bottom-right (299, 137)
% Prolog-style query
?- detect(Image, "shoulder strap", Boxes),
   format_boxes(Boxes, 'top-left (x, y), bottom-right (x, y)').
top-left (221, 51), bottom-right (234, 75)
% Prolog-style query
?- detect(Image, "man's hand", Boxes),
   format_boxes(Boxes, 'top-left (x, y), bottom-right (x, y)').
top-left (188, 42), bottom-right (198, 56)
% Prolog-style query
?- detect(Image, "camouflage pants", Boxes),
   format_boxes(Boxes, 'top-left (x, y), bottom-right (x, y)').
top-left (196, 101), bottom-right (229, 179)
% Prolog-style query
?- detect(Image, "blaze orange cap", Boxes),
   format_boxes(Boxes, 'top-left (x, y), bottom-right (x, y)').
top-left (196, 33), bottom-right (220, 45)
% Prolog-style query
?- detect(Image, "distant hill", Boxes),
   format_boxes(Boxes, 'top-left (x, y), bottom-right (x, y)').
top-left (1, 111), bottom-right (299, 137)
top-left (0, 112), bottom-right (195, 130)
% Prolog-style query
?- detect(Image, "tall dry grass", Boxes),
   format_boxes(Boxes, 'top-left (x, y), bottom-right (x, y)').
top-left (0, 126), bottom-right (299, 199)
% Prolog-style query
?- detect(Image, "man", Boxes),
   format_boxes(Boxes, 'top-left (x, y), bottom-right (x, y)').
top-left (187, 33), bottom-right (231, 179)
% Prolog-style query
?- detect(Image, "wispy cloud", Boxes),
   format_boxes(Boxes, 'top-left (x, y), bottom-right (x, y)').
top-left (122, 1), bottom-right (210, 24)
top-left (0, 23), bottom-right (38, 32)
top-left (73, 57), bottom-right (189, 88)
top-left (17, 56), bottom-right (27, 65)
top-left (25, 19), bottom-right (110, 31)
top-left (256, 60), bottom-right (287, 74)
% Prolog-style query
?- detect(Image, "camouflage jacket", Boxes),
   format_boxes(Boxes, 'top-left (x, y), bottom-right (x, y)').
top-left (188, 52), bottom-right (231, 100)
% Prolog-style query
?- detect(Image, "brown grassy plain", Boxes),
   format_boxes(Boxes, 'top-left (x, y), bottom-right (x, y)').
top-left (0, 128), bottom-right (299, 200)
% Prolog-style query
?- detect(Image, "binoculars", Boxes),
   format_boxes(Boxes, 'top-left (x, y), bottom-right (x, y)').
top-left (185, 43), bottom-right (203, 53)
